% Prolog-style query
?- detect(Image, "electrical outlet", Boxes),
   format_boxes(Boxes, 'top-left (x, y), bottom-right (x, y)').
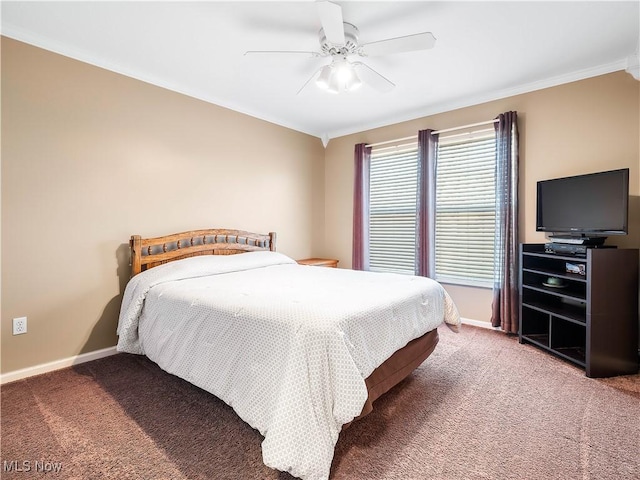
top-left (13, 317), bottom-right (27, 335)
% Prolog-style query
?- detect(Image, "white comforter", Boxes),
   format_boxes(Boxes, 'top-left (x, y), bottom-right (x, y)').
top-left (117, 251), bottom-right (460, 480)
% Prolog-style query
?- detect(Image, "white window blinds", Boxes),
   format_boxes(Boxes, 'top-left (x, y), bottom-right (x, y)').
top-left (435, 131), bottom-right (496, 286)
top-left (369, 143), bottom-right (418, 274)
top-left (367, 127), bottom-right (497, 287)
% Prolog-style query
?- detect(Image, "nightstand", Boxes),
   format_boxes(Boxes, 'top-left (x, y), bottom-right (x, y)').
top-left (296, 258), bottom-right (339, 268)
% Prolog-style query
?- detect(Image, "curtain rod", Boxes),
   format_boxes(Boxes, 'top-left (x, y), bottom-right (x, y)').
top-left (431, 119), bottom-right (498, 135)
top-left (366, 135), bottom-right (416, 148)
top-left (365, 118), bottom-right (498, 147)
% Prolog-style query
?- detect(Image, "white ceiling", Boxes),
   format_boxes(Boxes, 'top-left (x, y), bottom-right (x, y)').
top-left (2, 1), bottom-right (639, 143)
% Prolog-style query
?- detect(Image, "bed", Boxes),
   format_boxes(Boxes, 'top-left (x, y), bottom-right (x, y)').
top-left (116, 228), bottom-right (460, 480)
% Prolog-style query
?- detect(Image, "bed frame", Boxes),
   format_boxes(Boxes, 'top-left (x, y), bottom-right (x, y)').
top-left (127, 228), bottom-right (439, 423)
top-left (129, 228), bottom-right (276, 276)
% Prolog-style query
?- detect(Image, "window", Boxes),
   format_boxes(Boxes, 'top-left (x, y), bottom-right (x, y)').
top-left (435, 131), bottom-right (496, 286)
top-left (369, 142), bottom-right (418, 274)
top-left (368, 128), bottom-right (497, 287)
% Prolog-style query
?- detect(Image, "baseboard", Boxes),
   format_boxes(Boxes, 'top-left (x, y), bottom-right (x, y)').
top-left (460, 317), bottom-right (500, 330)
top-left (1, 346), bottom-right (118, 385)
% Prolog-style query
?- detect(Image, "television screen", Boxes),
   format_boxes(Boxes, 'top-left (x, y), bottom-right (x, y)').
top-left (536, 168), bottom-right (629, 236)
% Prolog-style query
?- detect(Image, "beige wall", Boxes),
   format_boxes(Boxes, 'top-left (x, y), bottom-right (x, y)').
top-left (1, 38), bottom-right (325, 373)
top-left (3, 36), bottom-right (639, 375)
top-left (323, 72), bottom-right (640, 322)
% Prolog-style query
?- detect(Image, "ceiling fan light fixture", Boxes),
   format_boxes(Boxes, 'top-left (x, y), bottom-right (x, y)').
top-left (334, 58), bottom-right (352, 82)
top-left (344, 69), bottom-right (362, 91)
top-left (315, 64), bottom-right (333, 90)
top-left (335, 60), bottom-right (361, 92)
top-left (327, 70), bottom-right (341, 94)
top-left (316, 57), bottom-right (362, 94)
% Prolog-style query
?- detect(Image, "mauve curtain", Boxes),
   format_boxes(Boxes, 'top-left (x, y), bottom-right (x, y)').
top-left (416, 129), bottom-right (438, 277)
top-left (353, 143), bottom-right (372, 270)
top-left (491, 111), bottom-right (519, 333)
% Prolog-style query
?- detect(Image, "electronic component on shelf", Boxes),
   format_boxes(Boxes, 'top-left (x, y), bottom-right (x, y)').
top-left (543, 242), bottom-right (615, 256)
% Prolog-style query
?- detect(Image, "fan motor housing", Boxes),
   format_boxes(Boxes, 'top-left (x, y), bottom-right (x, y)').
top-left (319, 22), bottom-right (359, 56)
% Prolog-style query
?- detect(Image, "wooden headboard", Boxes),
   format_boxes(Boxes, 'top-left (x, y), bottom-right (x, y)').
top-left (129, 228), bottom-right (276, 276)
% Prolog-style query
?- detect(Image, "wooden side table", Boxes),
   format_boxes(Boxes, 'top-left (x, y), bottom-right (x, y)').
top-left (297, 258), bottom-right (339, 268)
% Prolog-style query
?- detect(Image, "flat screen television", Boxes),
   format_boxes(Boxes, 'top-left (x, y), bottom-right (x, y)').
top-left (536, 168), bottom-right (629, 240)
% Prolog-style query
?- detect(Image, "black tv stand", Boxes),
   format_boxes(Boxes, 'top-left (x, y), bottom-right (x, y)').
top-left (548, 235), bottom-right (607, 246)
top-left (519, 243), bottom-right (639, 377)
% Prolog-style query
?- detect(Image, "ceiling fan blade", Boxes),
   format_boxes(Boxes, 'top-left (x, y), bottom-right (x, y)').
top-left (353, 62), bottom-right (395, 93)
top-left (244, 50), bottom-right (321, 57)
top-left (360, 32), bottom-right (436, 57)
top-left (296, 66), bottom-right (324, 96)
top-left (316, 0), bottom-right (345, 46)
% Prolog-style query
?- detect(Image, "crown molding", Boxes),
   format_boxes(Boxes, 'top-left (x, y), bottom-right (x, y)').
top-left (626, 52), bottom-right (640, 80)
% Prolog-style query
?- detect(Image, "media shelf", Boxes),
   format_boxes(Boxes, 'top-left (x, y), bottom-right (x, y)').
top-left (519, 243), bottom-right (639, 377)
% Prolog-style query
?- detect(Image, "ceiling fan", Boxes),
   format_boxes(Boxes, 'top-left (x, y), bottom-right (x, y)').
top-left (244, 0), bottom-right (436, 95)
